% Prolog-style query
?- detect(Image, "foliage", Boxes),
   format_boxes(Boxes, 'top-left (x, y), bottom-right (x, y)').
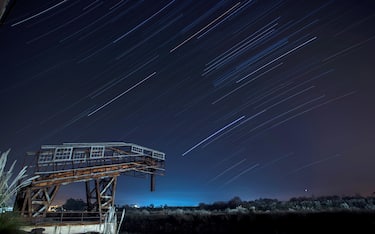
top-left (62, 198), bottom-right (87, 211)
top-left (0, 149), bottom-right (38, 233)
top-left (0, 149), bottom-right (38, 208)
top-left (228, 196), bottom-right (242, 209)
top-left (190, 195), bottom-right (375, 212)
top-left (119, 195), bottom-right (375, 233)
top-left (0, 211), bottom-right (25, 234)
top-left (121, 209), bottom-right (375, 234)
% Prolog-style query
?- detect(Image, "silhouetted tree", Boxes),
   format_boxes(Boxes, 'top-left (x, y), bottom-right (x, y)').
top-left (211, 201), bottom-right (227, 210)
top-left (228, 196), bottom-right (242, 208)
top-left (63, 198), bottom-right (86, 211)
top-left (198, 202), bottom-right (207, 210)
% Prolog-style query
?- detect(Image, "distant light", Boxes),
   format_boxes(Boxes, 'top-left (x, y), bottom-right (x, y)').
top-left (130, 204), bottom-right (139, 208)
top-left (304, 188), bottom-right (308, 192)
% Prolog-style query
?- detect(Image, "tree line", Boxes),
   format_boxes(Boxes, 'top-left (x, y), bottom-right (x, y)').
top-left (61, 194), bottom-right (375, 212)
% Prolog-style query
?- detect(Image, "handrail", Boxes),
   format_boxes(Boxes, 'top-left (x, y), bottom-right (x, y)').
top-left (15, 210), bottom-right (124, 225)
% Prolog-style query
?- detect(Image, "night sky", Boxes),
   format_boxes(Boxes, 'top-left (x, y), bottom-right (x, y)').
top-left (1, 0), bottom-right (375, 207)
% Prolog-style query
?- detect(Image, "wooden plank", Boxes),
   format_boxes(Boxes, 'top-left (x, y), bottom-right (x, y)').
top-left (112, 176), bottom-right (117, 209)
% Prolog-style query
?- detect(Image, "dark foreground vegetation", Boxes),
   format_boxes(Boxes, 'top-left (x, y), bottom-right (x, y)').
top-left (121, 210), bottom-right (374, 234)
top-left (120, 195), bottom-right (375, 234)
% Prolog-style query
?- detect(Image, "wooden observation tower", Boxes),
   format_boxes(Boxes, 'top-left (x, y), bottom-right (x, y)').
top-left (14, 142), bottom-right (165, 220)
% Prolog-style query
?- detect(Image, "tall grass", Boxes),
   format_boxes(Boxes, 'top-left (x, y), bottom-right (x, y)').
top-left (0, 149), bottom-right (38, 233)
top-left (0, 149), bottom-right (38, 208)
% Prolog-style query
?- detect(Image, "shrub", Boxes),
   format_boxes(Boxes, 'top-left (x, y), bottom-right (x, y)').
top-left (0, 212), bottom-right (25, 234)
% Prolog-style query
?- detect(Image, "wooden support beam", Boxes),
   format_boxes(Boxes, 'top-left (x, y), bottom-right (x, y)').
top-left (100, 177), bottom-right (115, 196)
top-left (95, 179), bottom-right (102, 220)
top-left (112, 176), bottom-right (117, 207)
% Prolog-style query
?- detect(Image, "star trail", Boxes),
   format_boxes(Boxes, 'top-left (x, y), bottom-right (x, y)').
top-left (1, 0), bottom-right (375, 206)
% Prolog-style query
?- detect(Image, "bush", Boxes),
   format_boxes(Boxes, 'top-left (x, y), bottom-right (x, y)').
top-left (0, 212), bottom-right (25, 234)
top-left (63, 198), bottom-right (87, 211)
